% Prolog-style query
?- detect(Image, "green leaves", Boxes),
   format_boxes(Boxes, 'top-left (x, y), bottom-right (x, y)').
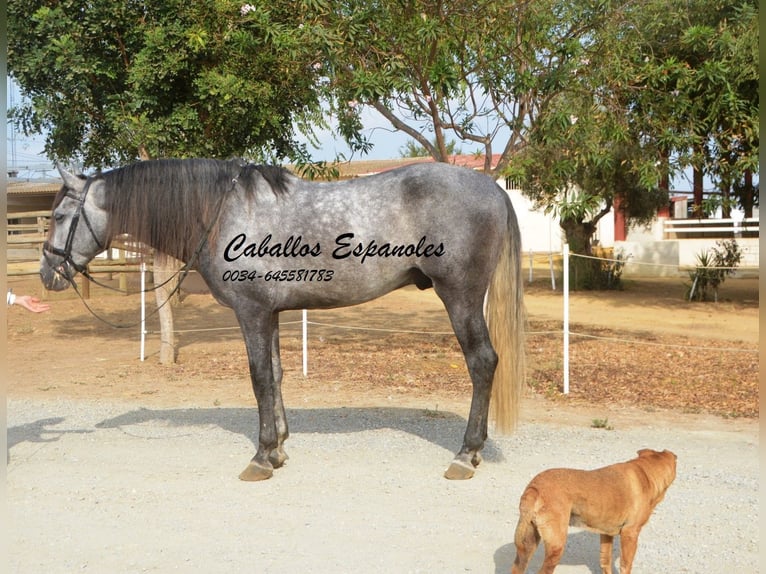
top-left (8, 0), bottom-right (758, 193)
top-left (514, 0), bottom-right (757, 254)
top-left (8, 0), bottom-right (335, 167)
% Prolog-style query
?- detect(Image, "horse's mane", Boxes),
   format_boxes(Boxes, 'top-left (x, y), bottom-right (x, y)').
top-left (101, 159), bottom-right (292, 261)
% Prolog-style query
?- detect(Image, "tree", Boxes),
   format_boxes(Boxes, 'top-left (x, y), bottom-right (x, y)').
top-left (323, 0), bottom-right (620, 176)
top-left (622, 0), bottom-right (759, 218)
top-left (7, 0), bottom-right (337, 168)
top-left (684, 1), bottom-right (759, 217)
top-left (512, 0), bottom-right (758, 279)
top-left (511, 81), bottom-right (669, 287)
top-left (7, 0), bottom-right (346, 363)
top-left (510, 1), bottom-right (669, 251)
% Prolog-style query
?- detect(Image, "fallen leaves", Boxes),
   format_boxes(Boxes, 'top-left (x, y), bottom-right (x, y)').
top-left (279, 319), bottom-right (758, 419)
top-left (525, 320), bottom-right (758, 418)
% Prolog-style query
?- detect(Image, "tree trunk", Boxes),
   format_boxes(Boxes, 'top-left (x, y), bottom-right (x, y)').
top-left (153, 253), bottom-right (181, 364)
top-left (693, 164), bottom-right (704, 218)
top-left (742, 169), bottom-right (754, 218)
top-left (560, 219), bottom-right (598, 290)
top-left (660, 150), bottom-right (670, 196)
top-left (721, 178), bottom-right (731, 219)
top-left (560, 219), bottom-right (596, 256)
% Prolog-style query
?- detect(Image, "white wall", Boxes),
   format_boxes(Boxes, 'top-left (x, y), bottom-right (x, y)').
top-left (505, 187), bottom-right (615, 253)
top-left (506, 189), bottom-right (563, 253)
top-left (503, 183), bottom-right (758, 277)
top-left (616, 237), bottom-right (759, 277)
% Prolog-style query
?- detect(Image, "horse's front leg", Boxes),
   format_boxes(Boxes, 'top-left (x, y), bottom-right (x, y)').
top-left (267, 318), bottom-right (290, 469)
top-left (238, 311), bottom-right (282, 481)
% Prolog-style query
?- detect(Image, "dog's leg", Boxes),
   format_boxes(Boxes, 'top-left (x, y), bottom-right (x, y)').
top-left (538, 543), bottom-right (565, 574)
top-left (599, 534), bottom-right (614, 574)
top-left (536, 517), bottom-right (568, 574)
top-left (618, 528), bottom-right (641, 574)
top-left (511, 516), bottom-right (540, 574)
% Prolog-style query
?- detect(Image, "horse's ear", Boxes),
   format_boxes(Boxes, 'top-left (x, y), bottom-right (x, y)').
top-left (56, 162), bottom-right (86, 193)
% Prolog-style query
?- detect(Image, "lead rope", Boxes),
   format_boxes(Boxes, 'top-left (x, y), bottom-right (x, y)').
top-left (67, 171), bottom-right (238, 329)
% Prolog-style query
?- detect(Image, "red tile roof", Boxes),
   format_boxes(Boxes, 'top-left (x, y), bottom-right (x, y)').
top-left (333, 154), bottom-right (502, 178)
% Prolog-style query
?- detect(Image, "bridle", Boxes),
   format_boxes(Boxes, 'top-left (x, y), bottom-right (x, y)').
top-left (42, 168), bottom-right (239, 329)
top-left (43, 176), bottom-right (106, 282)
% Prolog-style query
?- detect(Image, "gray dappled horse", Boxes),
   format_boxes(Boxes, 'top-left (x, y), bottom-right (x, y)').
top-left (41, 159), bottom-right (525, 481)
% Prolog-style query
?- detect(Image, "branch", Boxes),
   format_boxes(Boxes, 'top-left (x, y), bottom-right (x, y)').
top-left (591, 196), bottom-right (614, 226)
top-left (371, 100), bottom-right (437, 157)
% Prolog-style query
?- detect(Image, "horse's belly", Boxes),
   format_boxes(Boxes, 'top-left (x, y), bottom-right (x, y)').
top-left (274, 269), bottom-right (419, 310)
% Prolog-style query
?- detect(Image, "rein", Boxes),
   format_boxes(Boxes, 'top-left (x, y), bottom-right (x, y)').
top-left (45, 168), bottom-right (238, 330)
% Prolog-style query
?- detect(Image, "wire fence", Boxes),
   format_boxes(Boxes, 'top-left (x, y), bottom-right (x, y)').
top-left (136, 251), bottom-right (757, 395)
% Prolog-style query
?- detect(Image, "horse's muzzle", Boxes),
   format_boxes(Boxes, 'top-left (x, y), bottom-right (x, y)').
top-left (39, 258), bottom-right (74, 292)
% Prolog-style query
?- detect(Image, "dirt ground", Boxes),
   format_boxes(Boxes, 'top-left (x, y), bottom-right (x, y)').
top-left (6, 273), bottom-right (759, 573)
top-left (6, 272), bottom-right (759, 422)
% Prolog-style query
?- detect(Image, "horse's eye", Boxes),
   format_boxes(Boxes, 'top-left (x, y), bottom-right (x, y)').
top-left (54, 212), bottom-right (65, 223)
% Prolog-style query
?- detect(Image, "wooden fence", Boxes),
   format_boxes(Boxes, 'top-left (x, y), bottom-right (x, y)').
top-left (7, 211), bottom-right (147, 297)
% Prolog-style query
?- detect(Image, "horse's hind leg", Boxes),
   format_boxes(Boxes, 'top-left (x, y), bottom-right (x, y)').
top-left (437, 288), bottom-right (497, 480)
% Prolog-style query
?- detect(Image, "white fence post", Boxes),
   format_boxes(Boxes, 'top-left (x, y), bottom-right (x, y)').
top-left (563, 244), bottom-right (570, 394)
top-left (302, 309), bottom-right (308, 377)
top-left (140, 262), bottom-right (146, 362)
top-left (549, 252), bottom-right (556, 290)
top-left (528, 249), bottom-right (534, 283)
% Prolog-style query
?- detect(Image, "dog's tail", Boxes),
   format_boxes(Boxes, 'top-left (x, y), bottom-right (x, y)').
top-left (515, 486), bottom-right (540, 538)
top-left (512, 486), bottom-right (542, 573)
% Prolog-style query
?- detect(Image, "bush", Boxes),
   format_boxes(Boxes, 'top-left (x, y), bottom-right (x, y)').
top-left (571, 247), bottom-right (630, 291)
top-left (686, 239), bottom-right (742, 302)
top-left (597, 248), bottom-right (630, 290)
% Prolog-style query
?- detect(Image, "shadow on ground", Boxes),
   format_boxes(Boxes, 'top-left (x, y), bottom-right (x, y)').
top-left (494, 531), bottom-right (621, 574)
top-left (9, 405), bottom-right (505, 464)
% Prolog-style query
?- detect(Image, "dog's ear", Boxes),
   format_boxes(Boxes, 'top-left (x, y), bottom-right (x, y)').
top-left (637, 449), bottom-right (655, 458)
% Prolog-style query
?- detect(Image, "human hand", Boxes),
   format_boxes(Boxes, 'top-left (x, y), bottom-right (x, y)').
top-left (14, 295), bottom-right (51, 313)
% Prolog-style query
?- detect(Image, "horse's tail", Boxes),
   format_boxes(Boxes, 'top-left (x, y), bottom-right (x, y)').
top-left (487, 198), bottom-right (525, 434)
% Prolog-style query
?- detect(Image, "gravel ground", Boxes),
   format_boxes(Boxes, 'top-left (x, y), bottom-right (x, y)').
top-left (7, 397), bottom-right (758, 573)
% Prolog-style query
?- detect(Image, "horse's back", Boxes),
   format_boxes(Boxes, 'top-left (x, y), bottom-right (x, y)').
top-left (206, 162), bottom-right (515, 311)
top-left (327, 162), bottom-right (507, 208)
top-left (296, 162), bottom-right (511, 238)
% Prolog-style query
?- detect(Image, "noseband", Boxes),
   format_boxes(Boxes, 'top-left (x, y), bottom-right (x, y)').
top-left (43, 177), bottom-right (106, 279)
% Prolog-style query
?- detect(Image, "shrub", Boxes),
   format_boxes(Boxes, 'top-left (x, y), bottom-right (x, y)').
top-left (571, 247), bottom-right (631, 290)
top-left (686, 239), bottom-right (742, 302)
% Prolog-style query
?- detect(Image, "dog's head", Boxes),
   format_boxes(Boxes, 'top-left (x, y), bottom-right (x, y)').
top-left (636, 449), bottom-right (677, 502)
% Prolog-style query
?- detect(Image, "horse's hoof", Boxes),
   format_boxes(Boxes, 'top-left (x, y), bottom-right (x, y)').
top-left (239, 461), bottom-right (274, 481)
top-left (444, 459), bottom-right (475, 480)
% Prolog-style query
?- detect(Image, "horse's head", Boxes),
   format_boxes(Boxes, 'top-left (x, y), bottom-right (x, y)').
top-left (40, 165), bottom-right (110, 291)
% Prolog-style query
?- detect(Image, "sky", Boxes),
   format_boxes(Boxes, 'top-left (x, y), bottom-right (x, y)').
top-left (6, 76), bottom-right (420, 176)
top-left (5, 76), bottom-right (750, 194)
top-left (6, 76), bottom-right (492, 176)
top-left (297, 108), bottom-right (412, 163)
top-left (6, 78), bottom-right (53, 177)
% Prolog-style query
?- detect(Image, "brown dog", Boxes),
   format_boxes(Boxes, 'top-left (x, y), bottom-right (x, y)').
top-left (511, 449), bottom-right (676, 574)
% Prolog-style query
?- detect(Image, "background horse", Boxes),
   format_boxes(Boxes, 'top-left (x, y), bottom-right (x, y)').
top-left (41, 159), bottom-right (525, 481)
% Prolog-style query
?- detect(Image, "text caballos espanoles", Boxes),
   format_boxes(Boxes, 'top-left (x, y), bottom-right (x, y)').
top-left (223, 233), bottom-right (445, 264)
